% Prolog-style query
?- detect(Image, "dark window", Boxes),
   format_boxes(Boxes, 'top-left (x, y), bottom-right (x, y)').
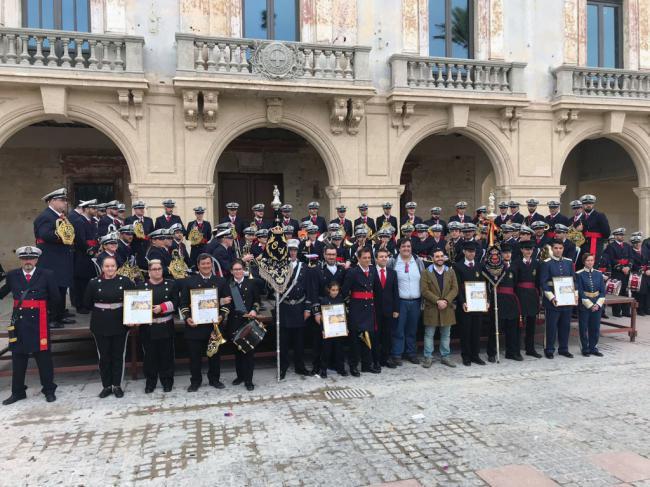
top-left (587, 0), bottom-right (622, 68)
top-left (22, 0), bottom-right (90, 32)
top-left (243, 0), bottom-right (299, 41)
top-left (429, 0), bottom-right (472, 58)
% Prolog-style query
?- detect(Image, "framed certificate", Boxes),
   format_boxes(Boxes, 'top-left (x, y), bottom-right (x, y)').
top-left (553, 276), bottom-right (576, 306)
top-left (190, 287), bottom-right (219, 325)
top-left (465, 281), bottom-right (488, 312)
top-left (123, 290), bottom-right (153, 325)
top-left (321, 304), bottom-right (348, 338)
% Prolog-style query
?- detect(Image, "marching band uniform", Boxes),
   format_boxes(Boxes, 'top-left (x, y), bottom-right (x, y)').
top-left (631, 238), bottom-right (650, 315)
top-left (494, 251), bottom-right (522, 360)
top-left (34, 188), bottom-right (75, 327)
top-left (512, 242), bottom-right (542, 357)
top-left (544, 200), bottom-right (571, 234)
top-left (139, 277), bottom-right (178, 392)
top-left (72, 202), bottom-right (99, 313)
top-left (124, 201), bottom-right (155, 269)
top-left (154, 199), bottom-right (184, 231)
top-left (187, 211), bottom-right (212, 266)
top-left (354, 203), bottom-right (377, 234)
top-left (412, 225), bottom-right (435, 263)
top-left (145, 231), bottom-right (173, 278)
top-left (401, 201), bottom-right (423, 227)
top-left (604, 228), bottom-right (634, 317)
top-left (211, 231), bottom-right (236, 278)
top-left (539, 251), bottom-right (575, 358)
top-left (301, 201), bottom-right (328, 234)
top-left (524, 199), bottom-right (545, 227)
top-left (376, 203), bottom-right (399, 234)
top-left (97, 201), bottom-right (121, 237)
top-left (219, 202), bottom-right (246, 238)
top-left (508, 201), bottom-right (525, 224)
top-left (227, 275), bottom-right (261, 390)
top-left (579, 195), bottom-right (611, 262)
top-left (424, 208), bottom-right (447, 236)
top-left (84, 274), bottom-right (135, 397)
top-left (0, 247), bottom-right (60, 404)
top-left (180, 272), bottom-right (231, 391)
top-left (314, 292), bottom-right (347, 377)
top-left (576, 266), bottom-right (606, 356)
top-left (494, 202), bottom-right (510, 228)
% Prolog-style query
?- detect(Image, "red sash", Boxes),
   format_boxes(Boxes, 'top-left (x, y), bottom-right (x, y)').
top-left (13, 299), bottom-right (48, 351)
top-left (497, 287), bottom-right (523, 327)
top-left (584, 231), bottom-right (603, 255)
top-left (351, 291), bottom-right (373, 300)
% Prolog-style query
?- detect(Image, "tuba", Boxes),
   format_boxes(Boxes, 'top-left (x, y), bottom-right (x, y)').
top-left (169, 249), bottom-right (189, 279)
top-left (133, 220), bottom-right (146, 240)
top-left (188, 225), bottom-right (204, 246)
top-left (206, 316), bottom-right (226, 357)
top-left (567, 226), bottom-right (586, 247)
top-left (55, 217), bottom-right (76, 245)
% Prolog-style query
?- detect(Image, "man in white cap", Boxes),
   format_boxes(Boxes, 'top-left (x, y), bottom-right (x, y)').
top-left (376, 202), bottom-right (399, 235)
top-left (220, 202), bottom-right (246, 239)
top-left (580, 194), bottom-right (611, 264)
top-left (97, 200), bottom-right (121, 237)
top-left (401, 201), bottom-right (422, 227)
top-left (604, 228), bottom-right (633, 317)
top-left (155, 199), bottom-right (184, 231)
top-left (448, 201), bottom-right (468, 224)
top-left (186, 206), bottom-right (212, 266)
top-left (0, 246), bottom-right (61, 404)
top-left (301, 202), bottom-right (327, 235)
top-left (125, 200), bottom-right (154, 269)
top-left (34, 188), bottom-right (75, 329)
top-left (71, 199), bottom-right (99, 314)
top-left (355, 203), bottom-right (376, 234)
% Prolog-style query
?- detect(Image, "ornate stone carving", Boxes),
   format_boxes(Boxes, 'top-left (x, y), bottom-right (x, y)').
top-left (266, 97), bottom-right (283, 124)
top-left (183, 90), bottom-right (198, 130)
top-left (329, 97), bottom-right (347, 134)
top-left (202, 90), bottom-right (218, 130)
top-left (252, 41), bottom-right (306, 79)
top-left (391, 101), bottom-right (415, 129)
top-left (499, 106), bottom-right (521, 133)
top-left (555, 109), bottom-right (579, 135)
top-left (116, 89), bottom-right (143, 122)
top-left (117, 89), bottom-right (130, 120)
top-left (346, 98), bottom-right (365, 135)
top-left (132, 90), bottom-right (144, 120)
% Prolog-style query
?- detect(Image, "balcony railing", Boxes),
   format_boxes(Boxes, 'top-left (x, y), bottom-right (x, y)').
top-left (176, 34), bottom-right (371, 85)
top-left (0, 28), bottom-right (144, 73)
top-left (553, 65), bottom-right (650, 99)
top-left (390, 54), bottom-right (526, 94)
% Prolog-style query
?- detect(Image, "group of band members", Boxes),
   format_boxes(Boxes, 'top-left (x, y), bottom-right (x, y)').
top-left (2, 188), bottom-right (650, 406)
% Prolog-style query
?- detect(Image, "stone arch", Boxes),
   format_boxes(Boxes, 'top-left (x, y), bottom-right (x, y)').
top-left (201, 113), bottom-right (344, 187)
top-left (394, 119), bottom-right (514, 188)
top-left (0, 102), bottom-right (141, 182)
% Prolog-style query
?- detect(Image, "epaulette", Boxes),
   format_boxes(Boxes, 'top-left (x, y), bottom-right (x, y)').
top-left (576, 268), bottom-right (585, 274)
top-left (562, 257), bottom-right (572, 262)
top-left (543, 258), bottom-right (551, 263)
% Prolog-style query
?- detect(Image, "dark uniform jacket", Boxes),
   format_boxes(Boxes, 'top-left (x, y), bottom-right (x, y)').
top-left (524, 212), bottom-right (546, 226)
top-left (171, 240), bottom-right (192, 268)
top-left (580, 210), bottom-right (611, 258)
top-left (219, 215), bottom-right (246, 238)
top-left (84, 275), bottom-right (134, 336)
top-left (424, 217), bottom-right (448, 235)
top-left (73, 214), bottom-right (98, 279)
top-left (354, 216), bottom-right (376, 234)
top-left (227, 277), bottom-right (261, 338)
top-left (447, 213), bottom-right (470, 224)
top-left (279, 262), bottom-right (311, 328)
top-left (412, 237), bottom-right (436, 261)
top-left (186, 220), bottom-right (212, 263)
top-left (139, 279), bottom-right (178, 340)
top-left (33, 207), bottom-right (74, 288)
top-left (310, 263), bottom-right (346, 305)
top-left (576, 268), bottom-right (606, 310)
top-left (494, 262), bottom-right (519, 321)
top-left (374, 265), bottom-right (399, 318)
top-left (400, 215), bottom-right (423, 226)
top-left (0, 267), bottom-right (60, 353)
top-left (154, 214), bottom-right (184, 231)
top-left (97, 214), bottom-right (122, 237)
top-left (509, 212), bottom-right (525, 224)
top-left (124, 215), bottom-right (154, 269)
top-left (145, 246), bottom-right (173, 278)
top-left (453, 260), bottom-right (486, 311)
top-left (373, 240), bottom-right (397, 259)
top-left (377, 214), bottom-right (399, 233)
top-left (494, 213), bottom-right (510, 228)
top-left (298, 239), bottom-right (324, 262)
top-left (511, 257), bottom-right (540, 317)
top-left (117, 239), bottom-right (134, 265)
top-left (330, 217), bottom-right (353, 238)
top-left (180, 273), bottom-right (231, 340)
top-left (545, 212), bottom-right (571, 229)
top-left (539, 256), bottom-right (575, 307)
top-left (281, 217), bottom-right (301, 234)
top-left (211, 242), bottom-right (235, 277)
top-left (301, 215), bottom-right (328, 234)
top-left (342, 265), bottom-right (380, 332)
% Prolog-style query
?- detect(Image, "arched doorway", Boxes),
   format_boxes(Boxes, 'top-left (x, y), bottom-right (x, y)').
top-left (0, 120), bottom-right (130, 267)
top-left (400, 133), bottom-right (496, 219)
top-left (560, 138), bottom-right (639, 231)
top-left (213, 128), bottom-right (330, 220)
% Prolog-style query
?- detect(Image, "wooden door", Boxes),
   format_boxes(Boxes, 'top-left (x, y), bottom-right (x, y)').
top-left (218, 173), bottom-right (284, 220)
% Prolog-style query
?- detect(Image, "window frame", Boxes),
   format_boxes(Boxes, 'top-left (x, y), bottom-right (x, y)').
top-left (21, 0), bottom-right (91, 32)
top-left (429, 0), bottom-right (474, 59)
top-left (242, 0), bottom-right (301, 41)
top-left (586, 0), bottom-right (623, 68)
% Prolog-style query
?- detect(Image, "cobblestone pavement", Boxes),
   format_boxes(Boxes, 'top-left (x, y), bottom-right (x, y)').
top-left (2, 321), bottom-right (650, 486)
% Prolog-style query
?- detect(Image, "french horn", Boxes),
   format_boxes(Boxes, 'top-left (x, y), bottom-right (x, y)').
top-left (55, 217), bottom-right (76, 246)
top-left (169, 249), bottom-right (190, 279)
top-left (133, 220), bottom-right (146, 240)
top-left (567, 226), bottom-right (586, 248)
top-left (188, 225), bottom-right (204, 246)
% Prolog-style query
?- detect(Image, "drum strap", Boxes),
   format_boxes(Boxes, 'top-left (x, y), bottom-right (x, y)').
top-left (229, 282), bottom-right (247, 314)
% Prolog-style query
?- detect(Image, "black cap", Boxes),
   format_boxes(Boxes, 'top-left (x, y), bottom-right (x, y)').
top-left (462, 240), bottom-right (479, 251)
top-left (518, 240), bottom-right (535, 250)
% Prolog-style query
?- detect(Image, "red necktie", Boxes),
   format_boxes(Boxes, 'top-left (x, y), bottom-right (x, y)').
top-left (312, 217), bottom-right (317, 223)
top-left (25, 274), bottom-right (31, 282)
top-left (166, 215), bottom-right (171, 222)
top-left (364, 270), bottom-right (369, 278)
top-left (340, 219), bottom-right (345, 225)
top-left (469, 262), bottom-right (474, 269)
top-left (364, 217), bottom-right (367, 223)
top-left (380, 268), bottom-right (386, 288)
top-left (114, 219), bottom-right (119, 225)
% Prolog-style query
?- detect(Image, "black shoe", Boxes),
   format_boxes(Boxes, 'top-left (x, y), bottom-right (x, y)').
top-left (559, 351), bottom-right (574, 358)
top-left (63, 311), bottom-right (76, 319)
top-left (526, 350), bottom-right (542, 358)
top-left (187, 384), bottom-right (200, 392)
top-left (472, 357), bottom-right (486, 365)
top-left (2, 394), bottom-right (26, 405)
top-left (209, 381), bottom-right (225, 389)
top-left (320, 371), bottom-right (328, 379)
top-left (545, 352), bottom-right (554, 359)
top-left (613, 312), bottom-right (622, 318)
top-left (602, 313), bottom-right (610, 319)
top-left (45, 393), bottom-right (56, 403)
top-left (384, 360), bottom-right (397, 369)
top-left (279, 369), bottom-right (287, 380)
top-left (591, 351), bottom-right (604, 357)
top-left (350, 367), bottom-right (360, 377)
top-left (98, 387), bottom-right (113, 398)
top-left (310, 367), bottom-right (320, 376)
top-left (623, 312), bottom-right (632, 318)
top-left (232, 378), bottom-right (244, 386)
top-left (145, 386), bottom-right (155, 394)
top-left (163, 385), bottom-right (172, 392)
top-left (337, 369), bottom-right (349, 377)
top-left (487, 355), bottom-right (496, 363)
top-left (362, 365), bottom-right (381, 374)
top-left (462, 359), bottom-right (471, 366)
top-left (295, 368), bottom-right (313, 376)
top-left (505, 354), bottom-right (523, 361)
top-left (50, 321), bottom-right (64, 329)
top-left (245, 383), bottom-right (254, 391)
top-left (113, 387), bottom-right (124, 398)
top-left (59, 318), bottom-right (76, 325)
top-left (407, 355), bottom-right (421, 365)
top-left (76, 308), bottom-right (90, 315)
top-left (582, 351), bottom-right (590, 357)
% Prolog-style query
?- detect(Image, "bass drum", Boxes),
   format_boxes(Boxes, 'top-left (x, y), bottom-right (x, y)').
top-left (232, 319), bottom-right (266, 354)
top-left (606, 278), bottom-right (622, 296)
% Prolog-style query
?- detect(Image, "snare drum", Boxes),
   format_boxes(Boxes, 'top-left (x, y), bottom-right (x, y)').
top-left (629, 272), bottom-right (643, 293)
top-left (606, 278), bottom-right (622, 296)
top-left (232, 319), bottom-right (266, 354)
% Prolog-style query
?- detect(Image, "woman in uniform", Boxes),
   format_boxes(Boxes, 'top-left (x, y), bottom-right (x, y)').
top-left (139, 259), bottom-right (178, 393)
top-left (84, 255), bottom-right (135, 398)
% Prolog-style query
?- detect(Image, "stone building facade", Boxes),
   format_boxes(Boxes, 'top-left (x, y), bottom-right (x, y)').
top-left (1, 0), bottom-right (649, 267)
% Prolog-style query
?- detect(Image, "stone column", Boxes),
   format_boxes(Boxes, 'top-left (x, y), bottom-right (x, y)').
top-left (633, 186), bottom-right (650, 235)
top-left (2, 0), bottom-right (21, 28)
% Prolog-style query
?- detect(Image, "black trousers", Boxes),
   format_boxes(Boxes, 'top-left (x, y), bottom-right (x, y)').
top-left (280, 326), bottom-right (305, 372)
top-left (142, 335), bottom-right (175, 389)
top-left (310, 318), bottom-right (323, 370)
top-left (459, 312), bottom-right (482, 361)
top-left (500, 318), bottom-right (520, 357)
top-left (11, 350), bottom-right (56, 397)
top-left (186, 338), bottom-right (220, 386)
top-left (376, 312), bottom-right (394, 365)
top-left (73, 277), bottom-right (91, 311)
top-left (348, 326), bottom-right (375, 369)
top-left (53, 286), bottom-right (68, 321)
top-left (523, 315), bottom-right (538, 352)
top-left (612, 275), bottom-right (631, 316)
top-left (235, 349), bottom-right (255, 385)
top-left (321, 335), bottom-right (345, 372)
top-left (93, 332), bottom-right (129, 388)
